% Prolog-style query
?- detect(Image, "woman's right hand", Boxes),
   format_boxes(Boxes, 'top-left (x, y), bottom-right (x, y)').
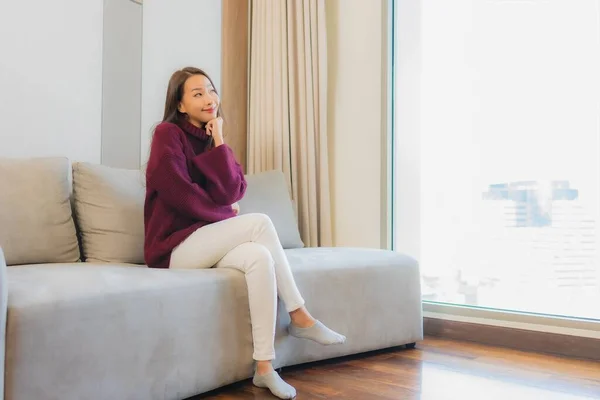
top-left (231, 202), bottom-right (240, 215)
top-left (206, 117), bottom-right (224, 146)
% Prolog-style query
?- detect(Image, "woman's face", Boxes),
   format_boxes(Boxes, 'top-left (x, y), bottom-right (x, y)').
top-left (178, 74), bottom-right (219, 127)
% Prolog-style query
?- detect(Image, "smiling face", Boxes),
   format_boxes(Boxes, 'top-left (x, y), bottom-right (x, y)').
top-left (177, 74), bottom-right (220, 127)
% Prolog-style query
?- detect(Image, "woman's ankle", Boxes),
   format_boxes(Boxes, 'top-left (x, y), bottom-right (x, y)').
top-left (256, 360), bottom-right (274, 375)
top-left (289, 307), bottom-right (316, 328)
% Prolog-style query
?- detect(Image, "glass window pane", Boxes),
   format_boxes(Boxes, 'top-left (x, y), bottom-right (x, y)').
top-left (395, 0), bottom-right (600, 320)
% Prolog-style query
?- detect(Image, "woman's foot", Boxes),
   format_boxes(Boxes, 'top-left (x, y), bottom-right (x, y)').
top-left (289, 307), bottom-right (316, 328)
top-left (288, 307), bottom-right (346, 345)
top-left (253, 361), bottom-right (296, 399)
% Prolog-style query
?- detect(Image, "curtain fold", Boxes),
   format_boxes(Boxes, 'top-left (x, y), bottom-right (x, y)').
top-left (248, 0), bottom-right (332, 247)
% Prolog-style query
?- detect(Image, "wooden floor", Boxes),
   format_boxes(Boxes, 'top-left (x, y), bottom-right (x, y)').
top-left (192, 337), bottom-right (600, 400)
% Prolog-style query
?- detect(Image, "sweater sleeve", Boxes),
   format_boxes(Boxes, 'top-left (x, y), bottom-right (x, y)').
top-left (191, 144), bottom-right (247, 205)
top-left (146, 125), bottom-right (236, 222)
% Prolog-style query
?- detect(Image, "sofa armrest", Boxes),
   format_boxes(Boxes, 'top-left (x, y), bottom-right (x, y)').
top-left (0, 247), bottom-right (6, 400)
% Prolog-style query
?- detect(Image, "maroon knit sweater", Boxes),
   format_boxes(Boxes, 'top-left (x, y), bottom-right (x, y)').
top-left (144, 119), bottom-right (247, 269)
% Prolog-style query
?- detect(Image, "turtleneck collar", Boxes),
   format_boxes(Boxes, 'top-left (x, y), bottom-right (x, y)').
top-left (177, 118), bottom-right (210, 141)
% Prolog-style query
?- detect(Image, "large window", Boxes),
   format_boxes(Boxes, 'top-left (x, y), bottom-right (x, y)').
top-left (394, 0), bottom-right (600, 320)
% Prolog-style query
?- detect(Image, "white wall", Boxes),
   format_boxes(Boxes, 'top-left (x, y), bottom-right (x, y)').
top-left (0, 0), bottom-right (103, 162)
top-left (101, 0), bottom-right (143, 169)
top-left (326, 0), bottom-right (387, 248)
top-left (140, 0), bottom-right (222, 164)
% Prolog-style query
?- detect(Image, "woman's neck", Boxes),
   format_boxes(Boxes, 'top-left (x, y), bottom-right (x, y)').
top-left (187, 117), bottom-right (204, 129)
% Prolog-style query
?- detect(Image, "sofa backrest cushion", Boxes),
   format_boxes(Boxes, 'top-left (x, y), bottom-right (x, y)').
top-left (238, 170), bottom-right (304, 249)
top-left (0, 157), bottom-right (81, 265)
top-left (72, 162), bottom-right (145, 264)
top-left (71, 164), bottom-right (304, 264)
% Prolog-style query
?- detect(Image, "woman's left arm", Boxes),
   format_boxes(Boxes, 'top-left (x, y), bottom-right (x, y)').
top-left (191, 144), bottom-right (247, 206)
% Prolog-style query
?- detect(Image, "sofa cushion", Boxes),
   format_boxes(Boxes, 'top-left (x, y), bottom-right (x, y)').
top-left (72, 164), bottom-right (303, 263)
top-left (72, 162), bottom-right (145, 264)
top-left (239, 170), bottom-right (304, 249)
top-left (0, 157), bottom-right (80, 265)
top-left (4, 248), bottom-right (422, 400)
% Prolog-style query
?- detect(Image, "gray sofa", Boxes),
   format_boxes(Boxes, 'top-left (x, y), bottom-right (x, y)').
top-left (0, 157), bottom-right (422, 400)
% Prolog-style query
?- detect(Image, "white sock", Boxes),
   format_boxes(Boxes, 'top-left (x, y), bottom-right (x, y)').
top-left (253, 370), bottom-right (296, 399)
top-left (288, 320), bottom-right (346, 345)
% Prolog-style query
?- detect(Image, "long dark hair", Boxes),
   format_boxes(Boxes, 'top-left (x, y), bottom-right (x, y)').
top-left (159, 67), bottom-right (224, 150)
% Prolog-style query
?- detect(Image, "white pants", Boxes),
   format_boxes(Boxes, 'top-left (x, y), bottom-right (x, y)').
top-left (169, 213), bottom-right (305, 361)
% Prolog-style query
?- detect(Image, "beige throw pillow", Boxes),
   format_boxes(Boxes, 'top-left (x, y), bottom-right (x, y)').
top-left (239, 170), bottom-right (304, 249)
top-left (72, 162), bottom-right (145, 264)
top-left (0, 157), bottom-right (80, 265)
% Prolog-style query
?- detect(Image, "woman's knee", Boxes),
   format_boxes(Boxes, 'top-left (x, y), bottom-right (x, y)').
top-left (241, 242), bottom-right (275, 271)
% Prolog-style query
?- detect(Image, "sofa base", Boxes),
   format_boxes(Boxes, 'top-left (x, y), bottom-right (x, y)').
top-left (4, 247), bottom-right (422, 400)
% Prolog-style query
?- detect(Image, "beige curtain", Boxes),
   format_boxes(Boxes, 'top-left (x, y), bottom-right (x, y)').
top-left (248, 0), bottom-right (332, 247)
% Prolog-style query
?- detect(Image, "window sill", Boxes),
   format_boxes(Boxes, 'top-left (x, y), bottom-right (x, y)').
top-left (423, 301), bottom-right (600, 339)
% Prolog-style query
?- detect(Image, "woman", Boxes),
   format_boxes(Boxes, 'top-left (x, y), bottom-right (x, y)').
top-left (144, 67), bottom-right (345, 399)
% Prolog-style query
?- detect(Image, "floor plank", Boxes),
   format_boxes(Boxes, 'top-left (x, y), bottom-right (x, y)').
top-left (191, 337), bottom-right (600, 399)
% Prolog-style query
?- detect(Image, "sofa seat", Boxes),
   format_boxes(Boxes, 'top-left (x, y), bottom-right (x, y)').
top-left (5, 247), bottom-right (422, 400)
